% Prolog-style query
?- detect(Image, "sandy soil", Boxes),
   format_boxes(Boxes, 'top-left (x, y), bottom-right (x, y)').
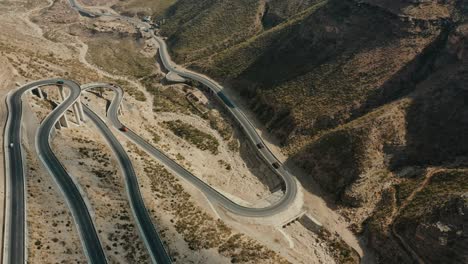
top-left (283, 222), bottom-right (336, 264)
top-left (124, 145), bottom-right (232, 264)
top-left (23, 92), bottom-right (86, 263)
top-left (0, 0), bottom-right (361, 263)
top-left (119, 93), bottom-right (274, 204)
top-left (80, 57), bottom-right (337, 264)
top-left (51, 121), bottom-right (151, 262)
top-left (0, 50), bottom-right (17, 258)
top-left (0, 0), bottom-right (146, 261)
top-left (221, 80), bottom-right (367, 257)
top-left (24, 148), bottom-right (86, 263)
top-left (23, 85), bottom-right (152, 263)
top-left (0, 0), bottom-right (56, 261)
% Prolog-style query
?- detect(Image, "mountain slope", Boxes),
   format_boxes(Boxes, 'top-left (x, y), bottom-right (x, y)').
top-left (159, 0), bottom-right (468, 262)
top-left (163, 0), bottom-right (455, 150)
top-left (161, 0), bottom-right (265, 62)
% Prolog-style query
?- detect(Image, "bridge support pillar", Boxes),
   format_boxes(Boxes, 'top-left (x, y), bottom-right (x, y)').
top-left (59, 86), bottom-right (81, 125)
top-left (36, 88), bottom-right (44, 99)
top-left (73, 103), bottom-right (81, 125)
top-left (76, 100), bottom-right (86, 122)
top-left (59, 115), bottom-right (69, 128)
top-left (58, 85), bottom-right (70, 128)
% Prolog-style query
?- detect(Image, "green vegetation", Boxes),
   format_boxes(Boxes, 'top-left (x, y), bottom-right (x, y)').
top-left (366, 188), bottom-right (396, 234)
top-left (126, 86), bottom-right (147, 102)
top-left (318, 229), bottom-right (361, 264)
top-left (197, 0), bottom-right (329, 79)
top-left (394, 174), bottom-right (425, 207)
top-left (145, 125), bottom-right (162, 144)
top-left (158, 0), bottom-right (466, 261)
top-left (163, 120), bottom-right (219, 154)
top-left (144, 82), bottom-right (234, 151)
top-left (206, 110), bottom-right (233, 140)
top-left (32, 96), bottom-right (54, 111)
top-left (365, 169), bottom-right (468, 263)
top-left (128, 144), bottom-right (289, 263)
top-left (144, 84), bottom-right (195, 114)
top-left (86, 36), bottom-right (156, 79)
top-left (175, 153), bottom-right (184, 162)
top-left (115, 80), bottom-right (147, 102)
top-left (297, 128), bottom-right (367, 200)
top-left (72, 138), bottom-right (148, 261)
top-left (112, 0), bottom-right (176, 18)
top-left (77, 146), bottom-right (110, 166)
top-left (264, 0), bottom-right (325, 27)
top-left (162, 0), bottom-right (440, 154)
top-left (399, 170), bottom-right (468, 221)
top-left (217, 160), bottom-right (232, 171)
top-left (227, 138), bottom-right (239, 153)
top-left (161, 0), bottom-right (263, 62)
top-left (218, 233), bottom-right (284, 263)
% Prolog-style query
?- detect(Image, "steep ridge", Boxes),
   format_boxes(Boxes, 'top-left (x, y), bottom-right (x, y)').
top-left (161, 0), bottom-right (265, 62)
top-left (159, 0), bottom-right (468, 262)
top-left (262, 0), bottom-right (324, 28)
top-left (163, 0), bottom-right (456, 149)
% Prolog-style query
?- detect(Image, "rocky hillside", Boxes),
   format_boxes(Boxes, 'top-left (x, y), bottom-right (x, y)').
top-left (158, 0), bottom-right (468, 262)
top-left (162, 0), bottom-right (456, 150)
top-left (161, 0), bottom-right (265, 62)
top-left (110, 0), bottom-right (176, 18)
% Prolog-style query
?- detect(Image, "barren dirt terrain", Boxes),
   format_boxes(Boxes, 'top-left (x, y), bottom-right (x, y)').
top-left (158, 0), bottom-right (468, 263)
top-left (0, 0), bottom-right (359, 263)
top-left (23, 92), bottom-right (86, 263)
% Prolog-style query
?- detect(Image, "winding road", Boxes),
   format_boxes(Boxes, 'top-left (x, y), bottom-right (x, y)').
top-left (81, 84), bottom-right (171, 264)
top-left (4, 80), bottom-right (172, 264)
top-left (84, 82), bottom-right (299, 216)
top-left (2, 1), bottom-right (302, 264)
top-left (3, 80), bottom-right (107, 264)
top-left (68, 0), bottom-right (300, 217)
top-left (153, 38), bottom-right (299, 216)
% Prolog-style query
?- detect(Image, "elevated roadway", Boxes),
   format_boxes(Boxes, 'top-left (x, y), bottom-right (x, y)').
top-left (81, 84), bottom-right (172, 264)
top-left (82, 83), bottom-right (299, 217)
top-left (3, 80), bottom-right (107, 264)
top-left (66, 0), bottom-right (300, 217)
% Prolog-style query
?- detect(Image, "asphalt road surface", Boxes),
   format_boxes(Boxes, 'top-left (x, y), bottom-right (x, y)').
top-left (81, 84), bottom-right (172, 264)
top-left (153, 38), bottom-right (299, 216)
top-left (4, 80), bottom-right (107, 264)
top-left (82, 83), bottom-right (297, 217)
top-left (66, 0), bottom-right (299, 217)
top-left (2, 2), bottom-right (299, 264)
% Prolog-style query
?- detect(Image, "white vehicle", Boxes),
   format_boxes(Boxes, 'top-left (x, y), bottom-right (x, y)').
top-left (9, 143), bottom-right (14, 148)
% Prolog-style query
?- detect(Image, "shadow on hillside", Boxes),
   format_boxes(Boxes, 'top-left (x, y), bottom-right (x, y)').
top-left (351, 25), bottom-right (452, 122)
top-left (281, 30), bottom-right (465, 205)
top-left (279, 35), bottom-right (467, 263)
top-left (280, 23), bottom-right (454, 204)
top-left (390, 67), bottom-right (468, 169)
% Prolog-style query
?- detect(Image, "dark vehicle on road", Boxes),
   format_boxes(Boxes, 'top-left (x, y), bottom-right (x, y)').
top-left (272, 162), bottom-right (280, 169)
top-left (256, 143), bottom-right (264, 149)
top-left (120, 126), bottom-right (128, 132)
top-left (57, 80), bottom-right (64, 85)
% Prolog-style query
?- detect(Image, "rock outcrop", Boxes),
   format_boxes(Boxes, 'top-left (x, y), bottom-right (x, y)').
top-left (160, 0), bottom-right (468, 262)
